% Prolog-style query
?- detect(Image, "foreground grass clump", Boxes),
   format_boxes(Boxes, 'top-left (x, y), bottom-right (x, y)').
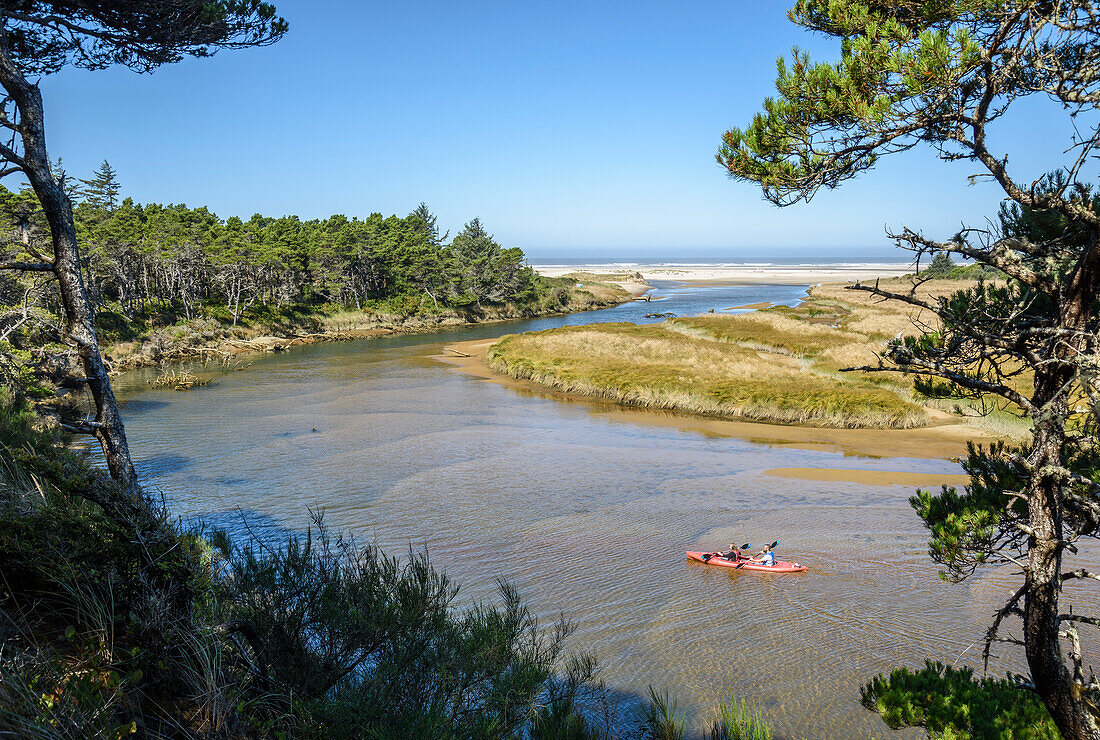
top-left (488, 321), bottom-right (927, 429)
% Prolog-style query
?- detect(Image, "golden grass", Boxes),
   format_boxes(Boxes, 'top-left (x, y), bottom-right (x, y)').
top-left (487, 323), bottom-right (928, 429)
top-left (486, 277), bottom-right (1033, 434)
top-left (669, 312), bottom-right (862, 357)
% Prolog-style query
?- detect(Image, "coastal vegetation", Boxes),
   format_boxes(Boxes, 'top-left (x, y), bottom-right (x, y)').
top-left (719, 1), bottom-right (1100, 738)
top-left (487, 278), bottom-right (1025, 432)
top-left (0, 178), bottom-right (638, 372)
top-left (0, 2), bottom-right (1092, 740)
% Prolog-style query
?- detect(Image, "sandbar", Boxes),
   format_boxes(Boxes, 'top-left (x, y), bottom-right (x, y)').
top-left (431, 337), bottom-right (1002, 460)
top-left (765, 467), bottom-right (971, 487)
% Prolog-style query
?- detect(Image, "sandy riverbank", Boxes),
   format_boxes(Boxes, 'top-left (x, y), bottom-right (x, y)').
top-left (533, 262), bottom-right (914, 284)
top-left (432, 337), bottom-right (1004, 461)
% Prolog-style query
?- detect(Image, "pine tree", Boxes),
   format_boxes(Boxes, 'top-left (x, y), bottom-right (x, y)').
top-left (923, 251), bottom-right (955, 278)
top-left (719, 3), bottom-right (1100, 737)
top-left (79, 160), bottom-right (121, 212)
top-left (0, 4), bottom-right (287, 521)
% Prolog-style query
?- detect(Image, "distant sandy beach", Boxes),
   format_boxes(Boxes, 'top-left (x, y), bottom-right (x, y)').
top-left (533, 262), bottom-right (914, 284)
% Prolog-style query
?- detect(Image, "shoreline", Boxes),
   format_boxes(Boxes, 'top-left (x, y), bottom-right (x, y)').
top-left (431, 337), bottom-right (1004, 461)
top-left (533, 262), bottom-right (914, 285)
top-left (105, 279), bottom-right (651, 373)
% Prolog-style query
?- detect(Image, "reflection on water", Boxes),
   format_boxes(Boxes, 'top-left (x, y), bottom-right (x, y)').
top-left (111, 282), bottom-right (1092, 738)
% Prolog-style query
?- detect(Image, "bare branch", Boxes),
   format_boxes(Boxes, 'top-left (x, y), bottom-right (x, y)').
top-left (983, 583), bottom-right (1028, 671)
top-left (0, 261), bottom-right (54, 272)
top-left (1063, 569), bottom-right (1100, 584)
top-left (60, 419), bottom-right (104, 435)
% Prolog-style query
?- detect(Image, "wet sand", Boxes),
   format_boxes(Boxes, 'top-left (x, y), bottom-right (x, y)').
top-left (433, 338), bottom-right (1005, 460)
top-left (765, 467), bottom-right (972, 488)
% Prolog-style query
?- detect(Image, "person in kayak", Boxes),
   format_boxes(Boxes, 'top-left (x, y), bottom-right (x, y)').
top-left (719, 542), bottom-right (742, 562)
top-left (702, 542), bottom-right (742, 563)
top-left (750, 544), bottom-right (776, 567)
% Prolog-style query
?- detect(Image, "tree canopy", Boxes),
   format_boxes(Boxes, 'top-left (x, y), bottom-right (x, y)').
top-left (4, 0), bottom-right (286, 75)
top-left (1, 181), bottom-right (540, 323)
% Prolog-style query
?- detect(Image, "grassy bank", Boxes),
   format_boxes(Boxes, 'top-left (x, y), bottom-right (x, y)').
top-left (487, 278), bottom-right (1030, 432)
top-left (102, 272), bottom-right (645, 371)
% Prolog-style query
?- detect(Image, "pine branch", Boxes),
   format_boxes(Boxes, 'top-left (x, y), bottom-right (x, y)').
top-left (983, 582), bottom-right (1028, 671)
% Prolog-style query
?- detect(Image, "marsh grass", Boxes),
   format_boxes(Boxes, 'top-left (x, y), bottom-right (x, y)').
top-left (487, 278), bottom-right (1024, 431)
top-left (670, 312), bottom-right (862, 357)
top-left (709, 697), bottom-right (773, 740)
top-left (488, 322), bottom-right (927, 429)
top-left (634, 687), bottom-right (685, 740)
top-left (149, 368), bottom-right (211, 390)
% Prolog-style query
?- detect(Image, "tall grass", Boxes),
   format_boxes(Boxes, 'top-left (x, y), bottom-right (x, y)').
top-left (670, 313), bottom-right (861, 357)
top-left (488, 323), bottom-right (927, 429)
top-left (710, 697), bottom-right (774, 740)
top-left (634, 687), bottom-right (686, 740)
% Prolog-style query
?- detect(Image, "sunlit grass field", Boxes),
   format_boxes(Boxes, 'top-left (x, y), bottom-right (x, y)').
top-left (487, 278), bottom-right (1033, 432)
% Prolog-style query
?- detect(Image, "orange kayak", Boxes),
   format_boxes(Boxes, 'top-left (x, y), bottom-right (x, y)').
top-left (686, 551), bottom-right (806, 573)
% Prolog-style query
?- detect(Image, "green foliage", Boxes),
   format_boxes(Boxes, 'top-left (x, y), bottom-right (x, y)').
top-left (0, 390), bottom-right (226, 736)
top-left (709, 696), bottom-right (773, 740)
top-left (634, 687), bottom-right (685, 740)
top-left (7, 0), bottom-right (288, 77)
top-left (529, 696), bottom-right (608, 740)
top-left (215, 513), bottom-right (604, 737)
top-left (0, 181), bottom-right (548, 334)
top-left (716, 1), bottom-right (1000, 204)
top-left (448, 218), bottom-right (538, 307)
top-left (998, 171), bottom-right (1100, 252)
top-left (911, 441), bottom-right (1030, 581)
top-left (79, 160), bottom-right (120, 212)
top-left (914, 376), bottom-right (962, 399)
top-left (862, 662), bottom-right (1059, 739)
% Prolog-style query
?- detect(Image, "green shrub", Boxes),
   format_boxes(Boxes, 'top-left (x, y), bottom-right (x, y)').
top-left (214, 513), bottom-right (605, 738)
top-left (861, 661), bottom-right (1059, 739)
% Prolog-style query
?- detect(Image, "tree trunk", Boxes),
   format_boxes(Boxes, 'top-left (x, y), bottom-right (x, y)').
top-left (1026, 369), bottom-right (1100, 739)
top-left (0, 39), bottom-right (140, 500)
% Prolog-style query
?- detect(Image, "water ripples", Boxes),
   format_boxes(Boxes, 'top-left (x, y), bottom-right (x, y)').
top-left (111, 283), bottom-right (1080, 739)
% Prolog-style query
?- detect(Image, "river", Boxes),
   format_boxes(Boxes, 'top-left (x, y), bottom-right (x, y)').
top-left (112, 281), bottom-right (1039, 738)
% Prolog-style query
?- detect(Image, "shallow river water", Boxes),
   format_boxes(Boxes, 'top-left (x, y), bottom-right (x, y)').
top-left (112, 282), bottom-right (1059, 738)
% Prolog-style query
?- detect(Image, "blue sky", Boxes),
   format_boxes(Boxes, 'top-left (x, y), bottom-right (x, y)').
top-left (38, 1), bottom-right (1085, 260)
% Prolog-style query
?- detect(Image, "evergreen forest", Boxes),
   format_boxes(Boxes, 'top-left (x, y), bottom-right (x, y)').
top-left (0, 162), bottom-right (577, 351)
